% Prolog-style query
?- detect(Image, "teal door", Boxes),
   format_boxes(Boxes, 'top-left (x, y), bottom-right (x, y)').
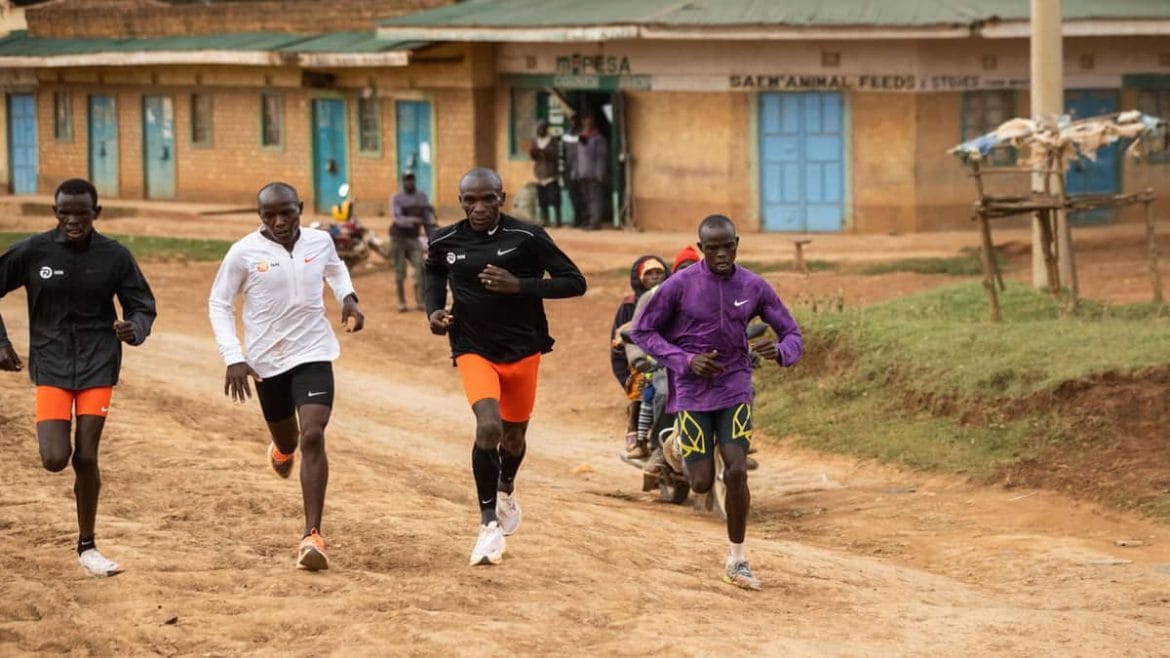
top-left (1065, 89), bottom-right (1120, 224)
top-left (7, 93), bottom-right (37, 194)
top-left (395, 100), bottom-right (433, 198)
top-left (312, 98), bottom-right (348, 213)
top-left (143, 95), bottom-right (175, 199)
top-left (759, 92), bottom-right (845, 232)
top-left (88, 95), bottom-right (118, 198)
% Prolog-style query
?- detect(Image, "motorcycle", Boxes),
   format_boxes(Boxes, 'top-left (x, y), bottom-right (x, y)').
top-left (311, 183), bottom-right (390, 269)
top-left (619, 323), bottom-right (770, 520)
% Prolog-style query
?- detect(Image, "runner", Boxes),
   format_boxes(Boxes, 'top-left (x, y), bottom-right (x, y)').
top-left (630, 214), bottom-right (802, 590)
top-left (424, 167), bottom-right (586, 566)
top-left (0, 177), bottom-right (157, 578)
top-left (208, 181), bottom-right (364, 571)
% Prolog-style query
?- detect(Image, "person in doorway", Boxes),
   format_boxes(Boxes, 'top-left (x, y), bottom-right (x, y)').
top-left (0, 177), bottom-right (157, 578)
top-left (572, 115), bottom-right (609, 230)
top-left (390, 170), bottom-right (436, 312)
top-left (609, 255), bottom-right (667, 458)
top-left (209, 182), bottom-right (365, 571)
top-left (563, 114), bottom-right (584, 227)
top-left (424, 167), bottom-right (586, 566)
top-left (631, 215), bottom-right (802, 590)
top-left (529, 120), bottom-right (562, 228)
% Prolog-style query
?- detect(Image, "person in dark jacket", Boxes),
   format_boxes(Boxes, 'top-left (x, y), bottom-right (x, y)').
top-left (609, 255), bottom-right (667, 457)
top-left (0, 178), bottom-right (157, 578)
top-left (425, 167), bottom-right (586, 567)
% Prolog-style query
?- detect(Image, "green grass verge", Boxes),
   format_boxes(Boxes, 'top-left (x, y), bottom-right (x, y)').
top-left (754, 281), bottom-right (1170, 477)
top-left (0, 232), bottom-right (232, 262)
top-left (859, 247), bottom-right (1001, 276)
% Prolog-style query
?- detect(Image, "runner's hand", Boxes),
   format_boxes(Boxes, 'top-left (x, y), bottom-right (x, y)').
top-left (751, 340), bottom-right (779, 361)
top-left (113, 320), bottom-right (137, 343)
top-left (690, 350), bottom-right (723, 378)
top-left (224, 362), bottom-right (262, 403)
top-left (478, 264), bottom-right (521, 294)
top-left (429, 309), bottom-right (454, 335)
top-left (0, 343), bottom-right (22, 371)
top-left (341, 297), bottom-right (365, 333)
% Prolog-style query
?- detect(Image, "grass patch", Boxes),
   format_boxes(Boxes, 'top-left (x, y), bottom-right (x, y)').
top-left (860, 247), bottom-right (1001, 276)
top-left (0, 232), bottom-right (232, 262)
top-left (754, 281), bottom-right (1170, 477)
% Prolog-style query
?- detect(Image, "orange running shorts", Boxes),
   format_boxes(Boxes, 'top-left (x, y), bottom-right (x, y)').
top-left (454, 353), bottom-right (541, 423)
top-left (35, 386), bottom-right (113, 423)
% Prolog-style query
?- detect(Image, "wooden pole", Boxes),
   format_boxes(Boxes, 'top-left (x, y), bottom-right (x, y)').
top-left (1037, 209), bottom-right (1060, 294)
top-left (978, 212), bottom-right (1002, 322)
top-left (970, 161), bottom-right (1005, 291)
top-left (1144, 193), bottom-right (1164, 304)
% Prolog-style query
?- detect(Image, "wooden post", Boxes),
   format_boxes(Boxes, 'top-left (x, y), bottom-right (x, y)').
top-left (970, 161), bottom-right (1005, 291)
top-left (977, 212), bottom-right (1002, 322)
top-left (793, 239), bottom-right (812, 274)
top-left (1037, 208), bottom-right (1060, 294)
top-left (1144, 193), bottom-right (1164, 304)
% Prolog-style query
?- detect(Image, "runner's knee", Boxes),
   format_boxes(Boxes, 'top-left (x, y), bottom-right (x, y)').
top-left (475, 420), bottom-right (502, 449)
top-left (299, 425), bottom-right (325, 452)
top-left (41, 451), bottom-right (70, 473)
top-left (71, 450), bottom-right (98, 473)
top-left (690, 470), bottom-right (714, 494)
top-left (723, 462), bottom-right (748, 489)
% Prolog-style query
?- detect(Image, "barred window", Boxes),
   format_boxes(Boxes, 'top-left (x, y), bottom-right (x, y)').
top-left (260, 92), bottom-right (283, 148)
top-left (53, 90), bottom-right (71, 141)
top-left (357, 96), bottom-right (381, 154)
top-left (962, 90), bottom-right (1016, 166)
top-left (191, 93), bottom-right (212, 147)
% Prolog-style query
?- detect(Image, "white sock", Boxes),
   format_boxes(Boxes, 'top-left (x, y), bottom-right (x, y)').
top-left (728, 542), bottom-right (745, 563)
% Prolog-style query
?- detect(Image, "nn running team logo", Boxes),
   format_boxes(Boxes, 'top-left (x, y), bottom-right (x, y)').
top-left (254, 261), bottom-right (280, 273)
top-left (39, 266), bottom-right (64, 279)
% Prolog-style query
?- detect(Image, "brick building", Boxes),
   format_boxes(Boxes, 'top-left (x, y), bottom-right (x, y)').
top-left (3, 0), bottom-right (1170, 233)
top-left (0, 0), bottom-right (493, 218)
top-left (378, 0), bottom-right (1170, 233)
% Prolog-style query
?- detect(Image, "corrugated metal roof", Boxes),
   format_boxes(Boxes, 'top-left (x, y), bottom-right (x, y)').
top-left (0, 30), bottom-right (419, 57)
top-left (379, 0), bottom-right (1170, 28)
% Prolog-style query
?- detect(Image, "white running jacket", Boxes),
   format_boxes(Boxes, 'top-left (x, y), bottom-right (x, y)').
top-left (208, 227), bottom-right (355, 378)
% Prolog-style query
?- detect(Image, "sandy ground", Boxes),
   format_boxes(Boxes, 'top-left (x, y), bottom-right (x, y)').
top-left (1, 214), bottom-right (1170, 656)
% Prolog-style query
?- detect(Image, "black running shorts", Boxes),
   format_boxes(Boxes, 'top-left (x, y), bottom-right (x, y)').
top-left (673, 403), bottom-right (753, 464)
top-left (255, 361), bottom-right (334, 422)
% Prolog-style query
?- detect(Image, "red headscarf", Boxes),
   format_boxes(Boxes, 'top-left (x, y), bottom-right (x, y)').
top-left (672, 244), bottom-right (701, 273)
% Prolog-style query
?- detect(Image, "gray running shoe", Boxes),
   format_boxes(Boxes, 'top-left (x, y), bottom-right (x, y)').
top-left (723, 560), bottom-right (762, 590)
top-left (496, 490), bottom-right (522, 536)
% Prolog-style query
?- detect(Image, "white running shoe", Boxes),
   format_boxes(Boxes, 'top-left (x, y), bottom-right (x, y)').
top-left (723, 559), bottom-right (762, 591)
top-left (496, 490), bottom-right (522, 536)
top-left (469, 521), bottom-right (506, 566)
top-left (78, 548), bottom-right (123, 578)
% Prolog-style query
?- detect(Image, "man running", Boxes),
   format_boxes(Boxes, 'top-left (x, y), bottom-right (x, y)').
top-left (0, 177), bottom-right (157, 578)
top-left (424, 167), bottom-right (586, 566)
top-left (208, 182), bottom-right (364, 571)
top-left (631, 215), bottom-right (802, 590)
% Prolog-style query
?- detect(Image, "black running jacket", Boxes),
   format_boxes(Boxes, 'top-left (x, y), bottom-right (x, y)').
top-left (424, 214), bottom-right (586, 363)
top-left (0, 230), bottom-right (157, 389)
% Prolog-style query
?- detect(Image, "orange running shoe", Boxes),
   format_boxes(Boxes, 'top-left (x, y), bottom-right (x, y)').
top-left (297, 529), bottom-right (328, 571)
top-left (268, 443), bottom-right (295, 479)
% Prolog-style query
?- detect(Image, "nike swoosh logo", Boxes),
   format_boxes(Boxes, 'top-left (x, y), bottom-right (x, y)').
top-left (481, 499), bottom-right (494, 505)
top-left (497, 247), bottom-right (518, 256)
top-left (99, 407), bottom-right (109, 413)
top-left (734, 299), bottom-right (749, 307)
top-left (307, 391), bottom-right (327, 397)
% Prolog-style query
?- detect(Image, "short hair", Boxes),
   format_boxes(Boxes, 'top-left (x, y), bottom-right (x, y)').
top-left (257, 181), bottom-right (299, 204)
top-left (459, 167), bottom-right (503, 193)
top-left (55, 178), bottom-right (98, 208)
top-left (697, 214), bottom-right (736, 239)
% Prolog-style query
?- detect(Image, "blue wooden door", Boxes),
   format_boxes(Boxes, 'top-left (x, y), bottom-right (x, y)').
top-left (143, 95), bottom-right (175, 199)
top-left (7, 93), bottom-right (37, 194)
top-left (312, 98), bottom-right (348, 213)
top-left (395, 100), bottom-right (433, 198)
top-left (1065, 89), bottom-right (1120, 224)
top-left (88, 95), bottom-right (119, 199)
top-left (759, 92), bottom-right (844, 232)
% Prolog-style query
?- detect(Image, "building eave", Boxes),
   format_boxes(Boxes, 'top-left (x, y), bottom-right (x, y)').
top-left (0, 50), bottom-right (288, 67)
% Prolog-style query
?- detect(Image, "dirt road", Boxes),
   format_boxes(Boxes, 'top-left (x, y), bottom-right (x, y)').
top-left (2, 227), bottom-right (1170, 656)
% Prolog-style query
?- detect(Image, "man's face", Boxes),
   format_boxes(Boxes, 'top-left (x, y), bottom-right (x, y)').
top-left (258, 186), bottom-right (302, 246)
top-left (54, 192), bottom-right (100, 242)
top-left (698, 224), bottom-right (738, 276)
top-left (641, 268), bottom-right (665, 289)
top-left (459, 176), bottom-right (505, 232)
top-left (403, 176), bottom-right (416, 194)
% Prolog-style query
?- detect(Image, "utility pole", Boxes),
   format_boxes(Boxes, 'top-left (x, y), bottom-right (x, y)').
top-left (1030, 0), bottom-right (1075, 293)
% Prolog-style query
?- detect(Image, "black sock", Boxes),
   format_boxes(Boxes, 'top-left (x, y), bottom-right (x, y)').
top-left (472, 444), bottom-right (501, 525)
top-left (498, 442), bottom-right (526, 494)
top-left (78, 536), bottom-right (95, 555)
